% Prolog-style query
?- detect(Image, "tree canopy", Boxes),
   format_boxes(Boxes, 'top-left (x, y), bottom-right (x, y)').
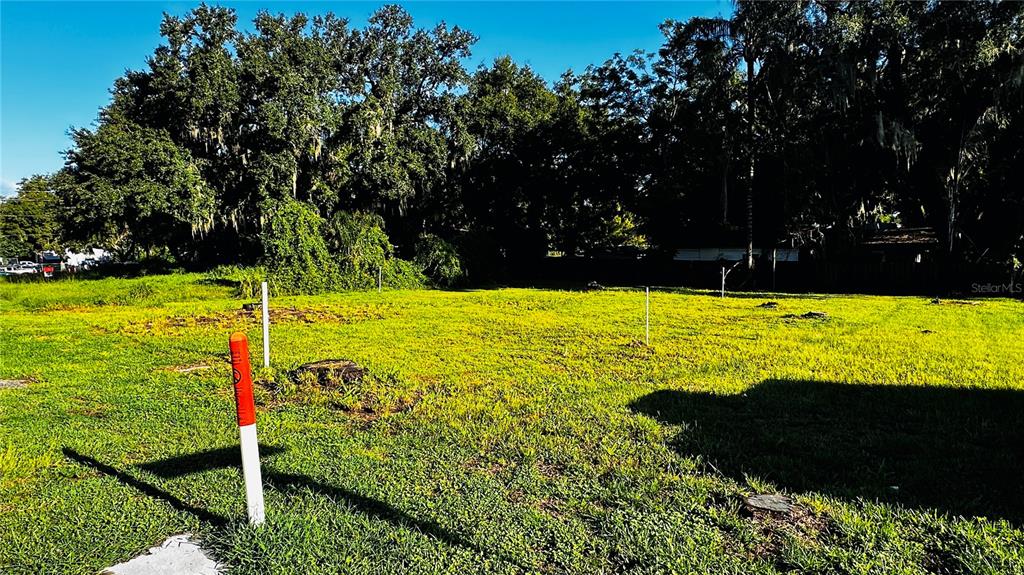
top-left (6, 2), bottom-right (1020, 279)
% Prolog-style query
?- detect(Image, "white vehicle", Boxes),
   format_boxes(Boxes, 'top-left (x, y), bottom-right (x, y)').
top-left (3, 266), bottom-right (36, 275)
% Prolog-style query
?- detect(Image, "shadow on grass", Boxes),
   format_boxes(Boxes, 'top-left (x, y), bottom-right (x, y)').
top-left (62, 448), bottom-right (229, 527)
top-left (66, 446), bottom-right (526, 569)
top-left (262, 471), bottom-right (515, 565)
top-left (138, 445), bottom-right (286, 478)
top-left (629, 379), bottom-right (1024, 522)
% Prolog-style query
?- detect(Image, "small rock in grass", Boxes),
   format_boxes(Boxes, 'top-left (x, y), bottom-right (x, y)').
top-left (586, 280), bottom-right (605, 291)
top-left (743, 493), bottom-right (795, 515)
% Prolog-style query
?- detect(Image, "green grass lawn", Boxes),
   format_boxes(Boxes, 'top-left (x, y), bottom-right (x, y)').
top-left (1, 274), bottom-right (1023, 574)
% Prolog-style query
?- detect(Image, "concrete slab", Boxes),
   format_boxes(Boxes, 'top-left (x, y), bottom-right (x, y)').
top-left (102, 534), bottom-right (221, 575)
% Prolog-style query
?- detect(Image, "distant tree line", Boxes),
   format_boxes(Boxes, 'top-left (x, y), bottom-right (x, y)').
top-left (2, 2), bottom-right (1021, 287)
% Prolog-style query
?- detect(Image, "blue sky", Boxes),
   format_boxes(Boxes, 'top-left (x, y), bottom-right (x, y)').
top-left (0, 1), bottom-right (731, 195)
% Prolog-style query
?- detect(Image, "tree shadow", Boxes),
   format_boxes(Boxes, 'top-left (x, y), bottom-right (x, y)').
top-left (629, 379), bottom-right (1024, 522)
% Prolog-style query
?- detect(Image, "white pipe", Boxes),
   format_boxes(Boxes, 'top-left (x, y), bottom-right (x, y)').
top-left (721, 267), bottom-right (726, 298)
top-left (261, 282), bottom-right (270, 368)
top-left (238, 423), bottom-right (265, 525)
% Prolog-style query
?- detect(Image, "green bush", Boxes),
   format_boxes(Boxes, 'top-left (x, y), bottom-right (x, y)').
top-left (327, 211), bottom-right (425, 290)
top-left (327, 211), bottom-right (391, 288)
top-left (415, 233), bottom-right (464, 287)
top-left (205, 265), bottom-right (267, 299)
top-left (383, 258), bottom-right (427, 289)
top-left (110, 281), bottom-right (156, 305)
top-left (261, 201), bottom-right (340, 295)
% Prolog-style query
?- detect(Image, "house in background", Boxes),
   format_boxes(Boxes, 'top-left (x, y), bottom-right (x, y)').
top-left (861, 227), bottom-right (939, 264)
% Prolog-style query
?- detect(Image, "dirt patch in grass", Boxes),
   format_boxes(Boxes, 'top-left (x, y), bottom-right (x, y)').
top-left (740, 494), bottom-right (833, 566)
top-left (536, 497), bottom-right (564, 517)
top-left (781, 311), bottom-right (829, 320)
top-left (161, 363), bottom-right (218, 374)
top-left (536, 460), bottom-right (566, 480)
top-left (66, 396), bottom-right (110, 418)
top-left (69, 405), bottom-right (109, 419)
top-left (336, 391), bottom-right (423, 424)
top-left (120, 304), bottom-right (393, 334)
top-left (254, 364), bottom-right (423, 425)
top-left (930, 298), bottom-right (981, 306)
top-left (463, 455), bottom-right (511, 477)
top-left (0, 377), bottom-right (36, 390)
top-left (292, 359), bottom-right (366, 388)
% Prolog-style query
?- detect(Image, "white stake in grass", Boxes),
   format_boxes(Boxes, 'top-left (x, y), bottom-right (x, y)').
top-left (261, 281), bottom-right (270, 368)
top-left (229, 332), bottom-right (265, 525)
top-left (645, 287), bottom-right (650, 346)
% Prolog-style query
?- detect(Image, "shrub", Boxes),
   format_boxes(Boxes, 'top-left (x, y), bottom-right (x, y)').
top-left (327, 211), bottom-right (391, 288)
top-left (415, 233), bottom-right (464, 287)
top-left (383, 258), bottom-right (427, 289)
top-left (205, 265), bottom-right (267, 299)
top-left (261, 201), bottom-right (340, 295)
top-left (111, 281), bottom-right (156, 305)
top-left (325, 211), bottom-right (426, 290)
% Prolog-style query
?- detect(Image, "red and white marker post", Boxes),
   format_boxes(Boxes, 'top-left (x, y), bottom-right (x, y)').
top-left (229, 332), bottom-right (266, 525)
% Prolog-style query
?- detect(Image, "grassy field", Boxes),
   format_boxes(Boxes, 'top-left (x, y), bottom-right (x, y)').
top-left (1, 274), bottom-right (1023, 575)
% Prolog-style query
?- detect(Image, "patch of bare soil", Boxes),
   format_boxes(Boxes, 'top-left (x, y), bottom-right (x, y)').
top-left (292, 359), bottom-right (366, 388)
top-left (536, 460), bottom-right (566, 480)
top-left (782, 311), bottom-right (829, 320)
top-left (740, 494), bottom-right (832, 565)
top-left (463, 455), bottom-right (511, 477)
top-left (757, 301), bottom-right (779, 309)
top-left (337, 391), bottom-right (423, 424)
top-left (121, 305), bottom-right (391, 334)
top-left (536, 497), bottom-right (563, 517)
top-left (261, 361), bottom-right (423, 424)
top-left (930, 298), bottom-right (981, 306)
top-left (162, 363), bottom-right (216, 374)
top-left (0, 377), bottom-right (35, 390)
